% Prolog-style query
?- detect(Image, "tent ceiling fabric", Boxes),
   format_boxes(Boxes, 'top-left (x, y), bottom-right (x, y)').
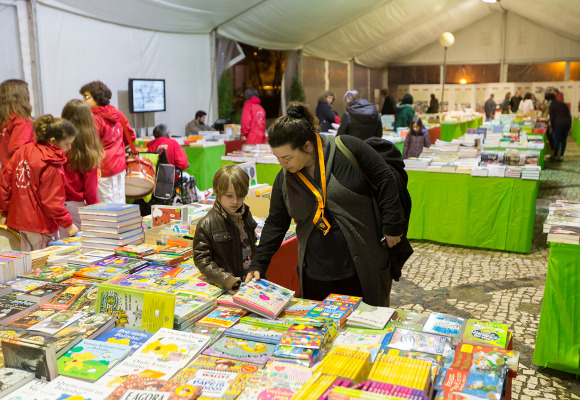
top-left (39, 0), bottom-right (580, 67)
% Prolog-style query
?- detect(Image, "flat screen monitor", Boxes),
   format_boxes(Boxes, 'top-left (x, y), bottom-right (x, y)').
top-left (128, 78), bottom-right (166, 113)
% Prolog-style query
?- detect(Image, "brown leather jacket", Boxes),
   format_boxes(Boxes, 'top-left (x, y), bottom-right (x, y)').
top-left (193, 202), bottom-right (257, 291)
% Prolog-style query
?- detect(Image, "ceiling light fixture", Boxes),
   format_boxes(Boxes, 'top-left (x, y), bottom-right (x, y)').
top-left (481, 0), bottom-right (497, 3)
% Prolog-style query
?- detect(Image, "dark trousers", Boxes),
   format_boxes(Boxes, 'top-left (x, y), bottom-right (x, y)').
top-left (302, 271), bottom-right (364, 301)
top-left (552, 124), bottom-right (571, 157)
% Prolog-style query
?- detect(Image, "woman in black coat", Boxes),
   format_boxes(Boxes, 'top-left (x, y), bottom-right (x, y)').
top-left (316, 90), bottom-right (337, 132)
top-left (337, 90), bottom-right (382, 140)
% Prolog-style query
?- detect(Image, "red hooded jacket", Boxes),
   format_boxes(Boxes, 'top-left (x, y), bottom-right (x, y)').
top-left (64, 162), bottom-right (99, 205)
top-left (0, 114), bottom-right (34, 169)
top-left (147, 136), bottom-right (189, 171)
top-left (91, 105), bottom-right (135, 177)
top-left (0, 141), bottom-right (72, 233)
top-left (241, 97), bottom-right (267, 144)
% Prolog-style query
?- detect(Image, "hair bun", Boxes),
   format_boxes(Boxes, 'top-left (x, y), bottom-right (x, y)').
top-left (287, 105), bottom-right (304, 119)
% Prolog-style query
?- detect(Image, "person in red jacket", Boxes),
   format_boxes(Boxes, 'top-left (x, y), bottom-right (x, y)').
top-left (147, 124), bottom-right (189, 181)
top-left (80, 81), bottom-right (135, 204)
top-left (0, 79), bottom-right (35, 169)
top-left (0, 115), bottom-right (78, 251)
top-left (240, 88), bottom-right (266, 144)
top-left (61, 99), bottom-right (105, 235)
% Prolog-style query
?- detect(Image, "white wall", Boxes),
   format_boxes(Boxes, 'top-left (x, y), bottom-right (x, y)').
top-left (0, 4), bottom-right (23, 82)
top-left (36, 4), bottom-right (213, 137)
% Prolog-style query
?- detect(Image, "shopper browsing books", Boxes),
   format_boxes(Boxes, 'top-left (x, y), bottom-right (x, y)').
top-left (245, 102), bottom-right (412, 306)
top-left (403, 116), bottom-right (431, 159)
top-left (0, 115), bottom-right (78, 250)
top-left (193, 165), bottom-right (257, 291)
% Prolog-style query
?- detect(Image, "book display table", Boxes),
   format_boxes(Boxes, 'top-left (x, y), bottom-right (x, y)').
top-left (221, 160), bottom-right (282, 187)
top-left (406, 171), bottom-right (539, 253)
top-left (572, 117), bottom-right (580, 147)
top-left (533, 242), bottom-right (580, 374)
top-left (440, 117), bottom-right (483, 142)
top-left (182, 144), bottom-right (226, 190)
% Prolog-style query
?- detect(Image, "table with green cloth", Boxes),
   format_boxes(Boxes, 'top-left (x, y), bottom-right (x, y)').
top-left (407, 171), bottom-right (538, 253)
top-left (440, 117), bottom-right (483, 142)
top-left (533, 242), bottom-right (580, 374)
top-left (221, 160), bottom-right (282, 186)
top-left (182, 144), bottom-right (225, 190)
top-left (572, 117), bottom-right (580, 147)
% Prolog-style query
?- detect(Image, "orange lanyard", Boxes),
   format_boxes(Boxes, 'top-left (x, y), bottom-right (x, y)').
top-left (296, 134), bottom-right (330, 235)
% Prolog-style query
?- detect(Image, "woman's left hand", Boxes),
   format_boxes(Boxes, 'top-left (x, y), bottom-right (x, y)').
top-left (384, 234), bottom-right (402, 248)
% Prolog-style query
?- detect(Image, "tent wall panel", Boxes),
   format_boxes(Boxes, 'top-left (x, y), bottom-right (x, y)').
top-left (508, 63), bottom-right (566, 83)
top-left (302, 56), bottom-right (326, 115)
top-left (0, 4), bottom-right (23, 82)
top-left (328, 61), bottom-right (348, 116)
top-left (36, 4), bottom-right (212, 137)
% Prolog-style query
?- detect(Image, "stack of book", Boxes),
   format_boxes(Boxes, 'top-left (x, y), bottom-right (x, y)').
top-left (305, 293), bottom-right (361, 329)
top-left (543, 200), bottom-right (580, 235)
top-left (403, 158), bottom-right (431, 171)
top-left (521, 165), bottom-right (541, 180)
top-left (65, 250), bottom-right (114, 268)
top-left (233, 279), bottom-right (295, 319)
top-left (0, 250), bottom-right (31, 282)
top-left (504, 166), bottom-right (521, 178)
top-left (471, 165), bottom-right (488, 177)
top-left (79, 203), bottom-right (144, 252)
top-left (115, 243), bottom-right (158, 258)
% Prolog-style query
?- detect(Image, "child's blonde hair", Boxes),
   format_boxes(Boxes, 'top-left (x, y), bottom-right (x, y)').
top-left (213, 165), bottom-right (250, 199)
top-left (34, 114), bottom-right (75, 143)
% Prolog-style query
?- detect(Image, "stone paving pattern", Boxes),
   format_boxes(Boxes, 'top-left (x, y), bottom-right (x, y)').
top-left (390, 136), bottom-right (580, 399)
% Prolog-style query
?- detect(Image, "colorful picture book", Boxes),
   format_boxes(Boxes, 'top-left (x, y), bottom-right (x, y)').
top-left (27, 310), bottom-right (86, 335)
top-left (346, 303), bottom-right (396, 329)
top-left (16, 282), bottom-right (66, 304)
top-left (42, 375), bottom-right (115, 399)
top-left (0, 295), bottom-right (39, 325)
top-left (434, 368), bottom-right (504, 400)
top-left (42, 283), bottom-right (92, 310)
top-left (387, 327), bottom-right (453, 356)
top-left (6, 307), bottom-right (61, 330)
top-left (445, 342), bottom-right (519, 376)
top-left (233, 279), bottom-right (294, 319)
top-left (202, 336), bottom-right (275, 366)
top-left (197, 307), bottom-right (247, 329)
top-left (95, 327), bottom-right (153, 353)
top-left (462, 319), bottom-right (510, 349)
top-left (422, 312), bottom-right (467, 342)
top-left (104, 374), bottom-right (201, 400)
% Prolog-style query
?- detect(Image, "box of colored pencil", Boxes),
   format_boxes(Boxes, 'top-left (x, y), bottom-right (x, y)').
top-left (328, 385), bottom-right (428, 400)
top-left (314, 347), bottom-right (372, 384)
top-left (367, 353), bottom-right (431, 391)
top-left (293, 372), bottom-right (339, 400)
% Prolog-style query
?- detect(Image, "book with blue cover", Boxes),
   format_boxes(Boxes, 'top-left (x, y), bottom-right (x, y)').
top-left (225, 321), bottom-right (286, 344)
top-left (94, 327), bottom-right (153, 353)
top-left (79, 203), bottom-right (140, 216)
top-left (203, 337), bottom-right (275, 366)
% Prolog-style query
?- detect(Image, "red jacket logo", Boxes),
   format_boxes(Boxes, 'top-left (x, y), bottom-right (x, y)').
top-left (15, 159), bottom-right (31, 189)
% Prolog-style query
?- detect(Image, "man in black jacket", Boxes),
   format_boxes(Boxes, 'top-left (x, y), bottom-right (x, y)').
top-left (546, 92), bottom-right (572, 161)
top-left (381, 89), bottom-right (396, 115)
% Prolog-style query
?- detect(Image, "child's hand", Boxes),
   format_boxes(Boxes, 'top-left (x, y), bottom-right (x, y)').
top-left (66, 224), bottom-right (79, 237)
top-left (244, 270), bottom-right (260, 284)
top-left (0, 217), bottom-right (6, 225)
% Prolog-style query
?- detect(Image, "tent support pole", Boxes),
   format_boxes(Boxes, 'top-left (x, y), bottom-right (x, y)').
top-left (441, 47), bottom-right (447, 112)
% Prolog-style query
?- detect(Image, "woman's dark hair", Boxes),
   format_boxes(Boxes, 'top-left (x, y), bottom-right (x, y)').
top-left (268, 102), bottom-right (319, 150)
top-left (79, 80), bottom-right (112, 106)
top-left (410, 116), bottom-right (425, 133)
top-left (34, 114), bottom-right (76, 143)
top-left (524, 92), bottom-right (533, 100)
top-left (318, 90), bottom-right (335, 103)
top-left (244, 88), bottom-right (259, 102)
top-left (402, 93), bottom-right (414, 105)
top-left (0, 79), bottom-right (32, 128)
top-left (545, 92), bottom-right (556, 101)
top-left (504, 92), bottom-right (511, 99)
top-left (153, 123), bottom-right (169, 138)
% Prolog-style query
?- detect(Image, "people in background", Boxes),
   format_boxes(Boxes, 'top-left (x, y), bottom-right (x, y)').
top-left (0, 115), bottom-right (78, 250)
top-left (500, 92), bottom-right (511, 114)
top-left (427, 94), bottom-right (439, 114)
top-left (193, 164), bottom-right (257, 291)
top-left (510, 89), bottom-right (522, 113)
top-left (316, 90), bottom-right (338, 132)
top-left (403, 117), bottom-right (431, 159)
top-left (546, 92), bottom-right (572, 161)
top-left (394, 94), bottom-right (415, 130)
top-left (336, 90), bottom-right (382, 140)
top-left (484, 94), bottom-right (497, 121)
top-left (241, 88), bottom-right (267, 144)
top-left (518, 92), bottom-right (535, 115)
top-left (245, 102), bottom-right (410, 306)
top-left (80, 80), bottom-right (135, 204)
top-left (0, 79), bottom-right (35, 170)
top-left (185, 110), bottom-right (212, 135)
top-left (380, 89), bottom-right (396, 115)
top-left (147, 123), bottom-right (189, 172)
top-left (61, 99), bottom-right (105, 235)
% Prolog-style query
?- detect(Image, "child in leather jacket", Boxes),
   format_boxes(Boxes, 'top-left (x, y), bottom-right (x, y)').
top-left (192, 165), bottom-right (257, 291)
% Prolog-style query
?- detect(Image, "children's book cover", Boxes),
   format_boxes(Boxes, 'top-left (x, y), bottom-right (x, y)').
top-left (183, 326), bottom-right (225, 345)
top-left (57, 338), bottom-right (132, 381)
top-left (202, 337), bottom-right (275, 366)
top-left (42, 375), bottom-right (115, 400)
top-left (171, 279), bottom-right (225, 300)
top-left (74, 265), bottom-right (129, 281)
top-left (54, 313), bottom-right (114, 342)
top-left (6, 307), bottom-right (61, 329)
top-left (434, 368), bottom-right (504, 400)
top-left (105, 374), bottom-right (201, 400)
top-left (95, 327), bottom-right (153, 353)
top-left (331, 330), bottom-right (386, 362)
top-left (174, 297), bottom-right (215, 324)
top-left (5, 278), bottom-right (45, 292)
top-left (282, 298), bottom-right (320, 316)
top-left (27, 310), bottom-right (86, 335)
top-left (237, 367), bottom-right (309, 400)
top-left (225, 321), bottom-right (286, 345)
top-left (0, 296), bottom-right (39, 325)
top-left (19, 265), bottom-right (82, 283)
top-left (92, 257), bottom-right (149, 272)
top-left (462, 319), bottom-right (510, 349)
top-left (97, 284), bottom-right (175, 333)
top-left (196, 307), bottom-right (246, 329)
top-left (79, 203), bottom-right (139, 216)
top-left (68, 284), bottom-right (99, 313)
top-left (422, 312), bottom-right (466, 337)
top-left (233, 279), bottom-right (294, 319)
top-left (389, 309), bottom-right (430, 330)
top-left (387, 327), bottom-right (453, 356)
top-left (444, 343), bottom-right (519, 376)
top-left (42, 284), bottom-right (91, 311)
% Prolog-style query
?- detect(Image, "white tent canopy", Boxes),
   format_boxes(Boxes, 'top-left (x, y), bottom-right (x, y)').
top-left (2, 0), bottom-right (579, 133)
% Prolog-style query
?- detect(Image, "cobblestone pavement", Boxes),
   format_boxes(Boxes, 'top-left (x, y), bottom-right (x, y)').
top-left (390, 136), bottom-right (580, 399)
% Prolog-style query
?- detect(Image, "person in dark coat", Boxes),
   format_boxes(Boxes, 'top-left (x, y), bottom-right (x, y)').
top-left (546, 92), bottom-right (572, 161)
top-left (394, 94), bottom-right (415, 130)
top-left (427, 94), bottom-right (439, 113)
top-left (381, 89), bottom-right (396, 115)
top-left (510, 90), bottom-right (522, 113)
top-left (337, 90), bottom-right (382, 140)
top-left (484, 94), bottom-right (497, 121)
top-left (315, 90), bottom-right (337, 132)
top-left (403, 117), bottom-right (431, 159)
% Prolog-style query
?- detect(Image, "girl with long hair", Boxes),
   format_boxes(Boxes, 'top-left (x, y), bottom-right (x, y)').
top-left (61, 99), bottom-right (105, 231)
top-left (0, 79), bottom-right (35, 169)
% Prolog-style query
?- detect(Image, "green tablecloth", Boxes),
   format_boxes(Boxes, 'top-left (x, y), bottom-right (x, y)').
top-left (407, 171), bottom-right (538, 253)
top-left (182, 144), bottom-right (225, 190)
top-left (440, 117), bottom-right (483, 142)
top-left (221, 160), bottom-right (282, 186)
top-left (572, 117), bottom-right (580, 147)
top-left (394, 141), bottom-right (404, 153)
top-left (533, 242), bottom-right (580, 374)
